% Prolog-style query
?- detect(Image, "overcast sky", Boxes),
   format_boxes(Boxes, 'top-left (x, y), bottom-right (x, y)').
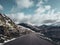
top-left (0, 0), bottom-right (60, 25)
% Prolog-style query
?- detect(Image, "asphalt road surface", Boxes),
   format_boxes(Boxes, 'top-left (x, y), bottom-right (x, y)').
top-left (4, 33), bottom-right (54, 45)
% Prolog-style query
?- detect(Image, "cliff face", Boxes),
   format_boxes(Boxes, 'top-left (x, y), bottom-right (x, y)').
top-left (0, 13), bottom-right (35, 40)
top-left (0, 13), bottom-right (20, 38)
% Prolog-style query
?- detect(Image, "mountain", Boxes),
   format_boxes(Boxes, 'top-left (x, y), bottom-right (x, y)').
top-left (0, 13), bottom-right (35, 40)
top-left (18, 23), bottom-right (60, 39)
top-left (38, 25), bottom-right (60, 40)
top-left (0, 13), bottom-right (20, 38)
top-left (0, 13), bottom-right (60, 45)
top-left (18, 23), bottom-right (40, 32)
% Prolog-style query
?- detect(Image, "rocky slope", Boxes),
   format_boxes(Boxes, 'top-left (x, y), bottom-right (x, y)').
top-left (0, 13), bottom-right (19, 38)
top-left (0, 13), bottom-right (35, 40)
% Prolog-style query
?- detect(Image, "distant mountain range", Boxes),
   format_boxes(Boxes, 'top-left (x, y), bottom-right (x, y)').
top-left (38, 25), bottom-right (60, 38)
top-left (18, 23), bottom-right (60, 39)
top-left (18, 23), bottom-right (40, 32)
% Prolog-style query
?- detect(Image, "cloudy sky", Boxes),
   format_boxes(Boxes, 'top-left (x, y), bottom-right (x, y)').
top-left (0, 0), bottom-right (60, 25)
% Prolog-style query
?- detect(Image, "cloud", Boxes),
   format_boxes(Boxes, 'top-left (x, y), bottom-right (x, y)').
top-left (35, 7), bottom-right (46, 14)
top-left (7, 0), bottom-right (60, 26)
top-left (42, 20), bottom-right (56, 24)
top-left (35, 5), bottom-right (51, 15)
top-left (6, 11), bottom-right (60, 26)
top-left (10, 0), bottom-right (34, 13)
top-left (7, 12), bottom-right (32, 24)
top-left (45, 5), bottom-right (51, 10)
top-left (0, 5), bottom-right (3, 10)
top-left (35, 0), bottom-right (51, 15)
top-left (36, 0), bottom-right (44, 7)
top-left (36, 0), bottom-right (48, 7)
top-left (16, 0), bottom-right (34, 8)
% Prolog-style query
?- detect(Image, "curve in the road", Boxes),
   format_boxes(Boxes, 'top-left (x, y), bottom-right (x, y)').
top-left (4, 33), bottom-right (54, 45)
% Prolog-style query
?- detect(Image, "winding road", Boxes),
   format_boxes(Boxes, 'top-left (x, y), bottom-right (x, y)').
top-left (4, 33), bottom-right (54, 45)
